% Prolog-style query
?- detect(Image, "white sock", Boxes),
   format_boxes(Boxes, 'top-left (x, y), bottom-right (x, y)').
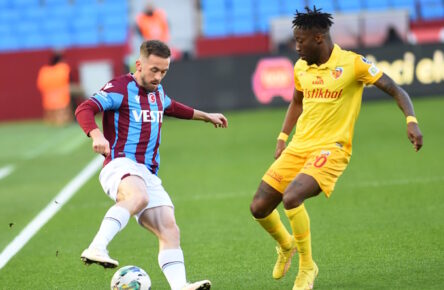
top-left (89, 205), bottom-right (130, 250)
top-left (158, 248), bottom-right (187, 290)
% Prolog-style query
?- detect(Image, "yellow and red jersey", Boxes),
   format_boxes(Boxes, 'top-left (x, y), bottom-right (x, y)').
top-left (288, 44), bottom-right (383, 155)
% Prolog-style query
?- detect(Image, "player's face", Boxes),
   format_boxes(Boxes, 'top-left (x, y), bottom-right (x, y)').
top-left (136, 54), bottom-right (170, 91)
top-left (293, 28), bottom-right (322, 65)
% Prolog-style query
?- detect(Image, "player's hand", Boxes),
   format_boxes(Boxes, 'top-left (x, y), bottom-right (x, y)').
top-left (407, 122), bottom-right (423, 152)
top-left (274, 140), bottom-right (286, 159)
top-left (90, 128), bottom-right (110, 156)
top-left (205, 113), bottom-right (228, 128)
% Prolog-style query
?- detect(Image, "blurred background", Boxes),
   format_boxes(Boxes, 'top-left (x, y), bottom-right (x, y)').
top-left (0, 0), bottom-right (443, 123)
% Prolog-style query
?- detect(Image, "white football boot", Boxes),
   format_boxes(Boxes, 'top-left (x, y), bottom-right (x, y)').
top-left (182, 280), bottom-right (211, 290)
top-left (80, 247), bottom-right (119, 268)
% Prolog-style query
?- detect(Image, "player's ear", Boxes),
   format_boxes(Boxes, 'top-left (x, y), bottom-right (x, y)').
top-left (314, 32), bottom-right (324, 44)
top-left (135, 59), bottom-right (142, 72)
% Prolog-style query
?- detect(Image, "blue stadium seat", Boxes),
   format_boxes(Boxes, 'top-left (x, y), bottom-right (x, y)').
top-left (338, 0), bottom-right (363, 12)
top-left (0, 0), bottom-right (10, 9)
top-left (74, 0), bottom-right (98, 4)
top-left (98, 1), bottom-right (128, 19)
top-left (101, 16), bottom-right (128, 28)
top-left (421, 2), bottom-right (444, 19)
top-left (231, 16), bottom-right (256, 35)
top-left (71, 16), bottom-right (98, 31)
top-left (16, 21), bottom-right (39, 35)
top-left (201, 0), bottom-right (226, 12)
top-left (72, 30), bottom-right (100, 46)
top-left (0, 23), bottom-right (10, 34)
top-left (23, 7), bottom-right (47, 22)
top-left (48, 5), bottom-right (74, 19)
top-left (41, 18), bottom-right (69, 32)
top-left (391, 0), bottom-right (418, 19)
top-left (44, 0), bottom-right (69, 5)
top-left (282, 0), bottom-right (306, 15)
top-left (22, 34), bottom-right (47, 49)
top-left (203, 19), bottom-right (230, 37)
top-left (363, 0), bottom-right (390, 10)
top-left (102, 26), bottom-right (128, 44)
top-left (12, 0), bottom-right (41, 7)
top-left (0, 9), bottom-right (20, 23)
top-left (228, 0), bottom-right (254, 18)
top-left (0, 35), bottom-right (20, 51)
top-left (306, 0), bottom-right (336, 13)
top-left (74, 3), bottom-right (99, 19)
top-left (47, 31), bottom-right (72, 48)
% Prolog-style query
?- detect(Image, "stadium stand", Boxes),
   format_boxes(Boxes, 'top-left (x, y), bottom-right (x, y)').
top-left (198, 0), bottom-right (444, 37)
top-left (0, 0), bottom-right (128, 52)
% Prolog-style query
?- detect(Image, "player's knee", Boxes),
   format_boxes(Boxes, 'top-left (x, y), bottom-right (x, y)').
top-left (250, 199), bottom-right (269, 219)
top-left (282, 192), bottom-right (302, 209)
top-left (160, 221), bottom-right (180, 243)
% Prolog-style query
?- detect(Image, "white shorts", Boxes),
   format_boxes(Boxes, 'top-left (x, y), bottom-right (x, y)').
top-left (99, 157), bottom-right (174, 220)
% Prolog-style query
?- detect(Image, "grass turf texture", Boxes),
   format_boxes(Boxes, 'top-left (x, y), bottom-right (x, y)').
top-left (0, 97), bottom-right (443, 289)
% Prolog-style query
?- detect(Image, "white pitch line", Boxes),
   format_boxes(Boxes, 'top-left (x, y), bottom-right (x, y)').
top-left (0, 155), bottom-right (103, 270)
top-left (0, 165), bottom-right (15, 180)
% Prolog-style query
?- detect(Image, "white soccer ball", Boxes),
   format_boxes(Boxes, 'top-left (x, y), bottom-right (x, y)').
top-left (110, 265), bottom-right (151, 290)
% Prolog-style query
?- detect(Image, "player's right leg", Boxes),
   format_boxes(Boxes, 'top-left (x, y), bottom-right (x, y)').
top-left (138, 206), bottom-right (211, 290)
top-left (250, 181), bottom-right (296, 279)
top-left (81, 158), bottom-right (149, 268)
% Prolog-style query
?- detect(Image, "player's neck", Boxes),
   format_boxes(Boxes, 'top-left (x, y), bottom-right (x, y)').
top-left (133, 71), bottom-right (150, 92)
top-left (316, 42), bottom-right (334, 66)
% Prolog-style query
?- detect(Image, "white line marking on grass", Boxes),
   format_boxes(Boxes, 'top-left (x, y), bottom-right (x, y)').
top-left (0, 155), bottom-right (103, 270)
top-left (0, 165), bottom-right (15, 180)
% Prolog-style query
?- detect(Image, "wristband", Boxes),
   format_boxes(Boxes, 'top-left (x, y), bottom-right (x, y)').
top-left (406, 116), bottom-right (418, 124)
top-left (277, 132), bottom-right (289, 142)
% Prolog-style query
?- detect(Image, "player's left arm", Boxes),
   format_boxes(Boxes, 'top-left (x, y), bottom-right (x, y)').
top-left (192, 109), bottom-right (228, 128)
top-left (164, 98), bottom-right (227, 128)
top-left (373, 73), bottom-right (423, 151)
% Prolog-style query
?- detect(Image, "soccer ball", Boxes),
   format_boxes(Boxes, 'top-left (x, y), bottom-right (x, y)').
top-left (110, 265), bottom-right (151, 290)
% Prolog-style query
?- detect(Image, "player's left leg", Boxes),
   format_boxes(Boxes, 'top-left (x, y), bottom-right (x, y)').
top-left (284, 147), bottom-right (350, 289)
top-left (283, 173), bottom-right (320, 290)
top-left (138, 206), bottom-right (211, 290)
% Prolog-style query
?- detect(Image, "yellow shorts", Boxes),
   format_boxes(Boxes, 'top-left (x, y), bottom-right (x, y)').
top-left (262, 147), bottom-right (351, 197)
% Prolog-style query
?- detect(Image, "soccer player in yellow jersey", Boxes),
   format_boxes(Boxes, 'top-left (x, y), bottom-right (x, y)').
top-left (250, 7), bottom-right (423, 290)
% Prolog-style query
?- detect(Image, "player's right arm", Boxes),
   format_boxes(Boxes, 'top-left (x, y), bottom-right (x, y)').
top-left (275, 89), bottom-right (303, 159)
top-left (75, 80), bottom-right (123, 157)
top-left (75, 100), bottom-right (111, 157)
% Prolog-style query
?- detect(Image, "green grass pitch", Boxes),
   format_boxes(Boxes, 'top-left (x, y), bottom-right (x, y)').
top-left (0, 97), bottom-right (443, 289)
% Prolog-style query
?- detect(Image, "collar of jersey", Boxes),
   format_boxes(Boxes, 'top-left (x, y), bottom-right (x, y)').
top-left (300, 44), bottom-right (341, 71)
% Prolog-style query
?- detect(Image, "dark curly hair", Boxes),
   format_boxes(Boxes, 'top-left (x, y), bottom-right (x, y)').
top-left (292, 6), bottom-right (333, 32)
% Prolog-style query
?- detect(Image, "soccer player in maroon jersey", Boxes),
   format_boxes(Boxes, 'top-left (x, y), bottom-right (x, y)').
top-left (75, 40), bottom-right (227, 290)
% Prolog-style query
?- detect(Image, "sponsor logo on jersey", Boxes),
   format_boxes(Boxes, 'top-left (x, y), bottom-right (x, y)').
top-left (320, 150), bottom-right (331, 156)
top-left (312, 76), bottom-right (324, 85)
top-left (331, 67), bottom-right (343, 79)
top-left (148, 93), bottom-right (156, 104)
top-left (303, 88), bottom-right (343, 99)
top-left (132, 110), bottom-right (163, 123)
top-left (368, 64), bottom-right (380, 76)
top-left (361, 57), bottom-right (372, 64)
